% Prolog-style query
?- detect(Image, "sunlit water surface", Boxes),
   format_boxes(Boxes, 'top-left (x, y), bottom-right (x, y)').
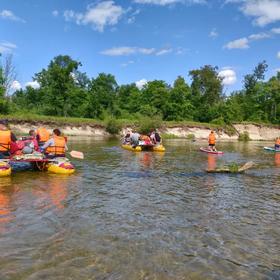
top-left (0, 139), bottom-right (280, 280)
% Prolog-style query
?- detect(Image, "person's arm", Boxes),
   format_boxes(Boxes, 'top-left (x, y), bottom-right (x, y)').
top-left (41, 139), bottom-right (54, 150)
top-left (11, 132), bottom-right (17, 142)
top-left (65, 143), bottom-right (68, 151)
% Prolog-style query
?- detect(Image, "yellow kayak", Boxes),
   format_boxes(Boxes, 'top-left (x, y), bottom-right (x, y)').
top-left (121, 144), bottom-right (142, 152)
top-left (47, 158), bottom-right (75, 175)
top-left (0, 161), bottom-right (12, 177)
top-left (121, 144), bottom-right (165, 152)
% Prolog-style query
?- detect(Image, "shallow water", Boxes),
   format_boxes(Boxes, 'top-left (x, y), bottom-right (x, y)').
top-left (0, 139), bottom-right (280, 280)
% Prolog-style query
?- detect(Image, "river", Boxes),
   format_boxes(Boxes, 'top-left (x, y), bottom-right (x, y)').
top-left (0, 138), bottom-right (280, 280)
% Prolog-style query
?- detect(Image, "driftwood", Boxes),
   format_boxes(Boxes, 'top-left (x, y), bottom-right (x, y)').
top-left (207, 161), bottom-right (254, 174)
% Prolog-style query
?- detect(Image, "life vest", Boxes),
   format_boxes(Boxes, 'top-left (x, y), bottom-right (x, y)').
top-left (275, 139), bottom-right (280, 145)
top-left (46, 136), bottom-right (66, 155)
top-left (0, 130), bottom-right (11, 152)
top-left (37, 128), bottom-right (50, 143)
top-left (209, 133), bottom-right (216, 145)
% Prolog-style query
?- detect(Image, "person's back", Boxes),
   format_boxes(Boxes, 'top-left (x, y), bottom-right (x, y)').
top-left (37, 127), bottom-right (50, 147)
top-left (42, 129), bottom-right (67, 158)
top-left (208, 131), bottom-right (216, 151)
top-left (130, 132), bottom-right (140, 147)
top-left (0, 124), bottom-right (11, 158)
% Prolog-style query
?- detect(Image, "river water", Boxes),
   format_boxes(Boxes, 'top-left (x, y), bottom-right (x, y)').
top-left (0, 138), bottom-right (279, 280)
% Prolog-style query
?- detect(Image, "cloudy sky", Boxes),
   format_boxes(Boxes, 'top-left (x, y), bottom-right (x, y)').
top-left (1, 0), bottom-right (280, 92)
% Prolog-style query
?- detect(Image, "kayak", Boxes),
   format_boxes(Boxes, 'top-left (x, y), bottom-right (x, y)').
top-left (0, 161), bottom-right (12, 177)
top-left (47, 158), bottom-right (75, 175)
top-left (121, 144), bottom-right (165, 152)
top-left (200, 147), bottom-right (224, 155)
top-left (264, 147), bottom-right (280, 152)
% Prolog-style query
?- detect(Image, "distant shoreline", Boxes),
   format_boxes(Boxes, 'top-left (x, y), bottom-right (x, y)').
top-left (3, 114), bottom-right (280, 141)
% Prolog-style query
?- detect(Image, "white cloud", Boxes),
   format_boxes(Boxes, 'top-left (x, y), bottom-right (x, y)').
top-left (156, 48), bottom-right (172, 55)
top-left (0, 10), bottom-right (25, 22)
top-left (127, 9), bottom-right (140, 24)
top-left (64, 1), bottom-right (124, 32)
top-left (25, 81), bottom-right (40, 89)
top-left (11, 80), bottom-right (21, 91)
top-left (226, 0), bottom-right (280, 27)
top-left (101, 46), bottom-right (156, 56)
top-left (248, 32), bottom-right (270, 40)
top-left (209, 28), bottom-right (218, 38)
top-left (271, 27), bottom-right (280, 34)
top-left (52, 10), bottom-right (59, 17)
top-left (0, 41), bottom-right (17, 53)
top-left (277, 51), bottom-right (280, 59)
top-left (121, 60), bottom-right (135, 67)
top-left (224, 37), bottom-right (249, 49)
top-left (134, 0), bottom-right (206, 6)
top-left (275, 68), bottom-right (280, 73)
top-left (136, 79), bottom-right (148, 89)
top-left (218, 68), bottom-right (237, 85)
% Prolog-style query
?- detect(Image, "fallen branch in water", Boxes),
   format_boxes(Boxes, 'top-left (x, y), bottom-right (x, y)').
top-left (207, 161), bottom-right (254, 174)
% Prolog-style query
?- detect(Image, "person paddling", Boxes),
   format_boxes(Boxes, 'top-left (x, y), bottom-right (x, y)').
top-left (0, 120), bottom-right (17, 159)
top-left (208, 130), bottom-right (217, 152)
top-left (41, 129), bottom-right (67, 158)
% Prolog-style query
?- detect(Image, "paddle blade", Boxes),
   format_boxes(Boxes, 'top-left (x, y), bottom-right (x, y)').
top-left (69, 150), bottom-right (84, 159)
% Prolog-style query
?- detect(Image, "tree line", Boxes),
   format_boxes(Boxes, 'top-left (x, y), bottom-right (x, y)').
top-left (1, 54), bottom-right (280, 125)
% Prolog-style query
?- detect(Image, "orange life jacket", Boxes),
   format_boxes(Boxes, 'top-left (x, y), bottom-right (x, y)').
top-left (0, 130), bottom-right (11, 152)
top-left (37, 128), bottom-right (50, 142)
top-left (46, 136), bottom-right (66, 155)
top-left (275, 139), bottom-right (280, 145)
top-left (209, 133), bottom-right (216, 145)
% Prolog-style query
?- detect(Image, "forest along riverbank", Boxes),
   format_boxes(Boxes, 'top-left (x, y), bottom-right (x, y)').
top-left (8, 120), bottom-right (280, 141)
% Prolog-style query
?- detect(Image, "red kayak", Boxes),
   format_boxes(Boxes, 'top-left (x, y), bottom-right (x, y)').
top-left (200, 147), bottom-right (224, 155)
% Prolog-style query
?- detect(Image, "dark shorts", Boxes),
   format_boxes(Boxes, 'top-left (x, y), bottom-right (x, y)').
top-left (209, 144), bottom-right (215, 147)
top-left (275, 144), bottom-right (280, 149)
top-left (0, 151), bottom-right (10, 159)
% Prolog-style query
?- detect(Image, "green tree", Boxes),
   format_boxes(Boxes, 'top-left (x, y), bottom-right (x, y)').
top-left (35, 55), bottom-right (82, 116)
top-left (189, 65), bottom-right (223, 122)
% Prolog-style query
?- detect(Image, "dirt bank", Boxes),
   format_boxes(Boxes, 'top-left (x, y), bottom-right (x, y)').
top-left (8, 120), bottom-right (280, 141)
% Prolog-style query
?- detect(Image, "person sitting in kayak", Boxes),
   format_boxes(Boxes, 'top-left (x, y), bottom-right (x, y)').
top-left (36, 127), bottom-right (50, 147)
top-left (123, 130), bottom-right (131, 144)
top-left (208, 131), bottom-right (217, 152)
top-left (19, 130), bottom-right (39, 154)
top-left (140, 134), bottom-right (152, 145)
top-left (150, 129), bottom-right (161, 145)
top-left (41, 129), bottom-right (68, 158)
top-left (275, 137), bottom-right (280, 150)
top-left (0, 120), bottom-right (17, 159)
top-left (130, 130), bottom-right (140, 148)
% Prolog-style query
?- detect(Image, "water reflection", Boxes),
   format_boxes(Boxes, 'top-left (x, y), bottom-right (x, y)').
top-left (32, 175), bottom-right (72, 212)
top-left (275, 153), bottom-right (280, 167)
top-left (0, 178), bottom-right (15, 232)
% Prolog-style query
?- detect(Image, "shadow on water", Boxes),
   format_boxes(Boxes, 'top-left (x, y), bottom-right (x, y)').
top-left (0, 138), bottom-right (279, 279)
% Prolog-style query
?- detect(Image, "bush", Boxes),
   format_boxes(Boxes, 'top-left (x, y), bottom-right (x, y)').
top-left (137, 116), bottom-right (162, 134)
top-left (228, 163), bottom-right (239, 173)
top-left (238, 131), bottom-right (250, 141)
top-left (224, 125), bottom-right (237, 136)
top-left (105, 118), bottom-right (121, 135)
top-left (187, 133), bottom-right (195, 140)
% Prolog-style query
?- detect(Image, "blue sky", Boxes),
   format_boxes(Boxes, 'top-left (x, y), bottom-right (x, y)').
top-left (1, 0), bottom-right (280, 92)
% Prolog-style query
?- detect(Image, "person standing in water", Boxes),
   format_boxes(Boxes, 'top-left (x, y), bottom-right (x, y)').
top-left (275, 137), bottom-right (280, 150)
top-left (208, 130), bottom-right (217, 152)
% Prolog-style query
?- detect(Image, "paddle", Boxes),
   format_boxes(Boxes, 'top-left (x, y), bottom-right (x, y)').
top-left (69, 150), bottom-right (84, 159)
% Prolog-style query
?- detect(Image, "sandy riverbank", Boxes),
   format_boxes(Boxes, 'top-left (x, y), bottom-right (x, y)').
top-left (8, 121), bottom-right (280, 141)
